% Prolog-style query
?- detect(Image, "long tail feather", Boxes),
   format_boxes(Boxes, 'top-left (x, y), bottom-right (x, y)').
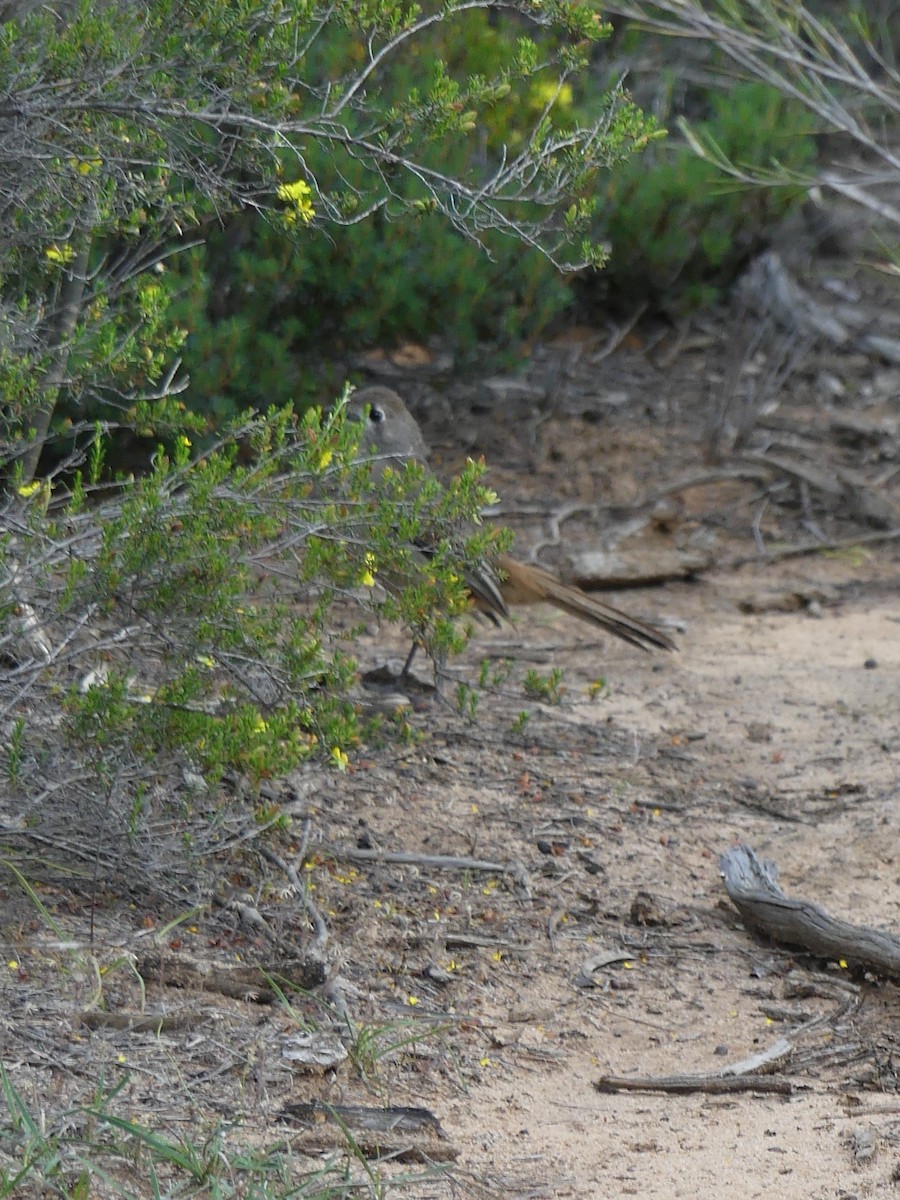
top-left (497, 555), bottom-right (675, 652)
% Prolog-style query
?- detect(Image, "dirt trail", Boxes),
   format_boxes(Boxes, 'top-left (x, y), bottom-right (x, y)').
top-left (333, 313), bottom-right (900, 1196)
top-left (5, 291), bottom-right (900, 1198)
top-left (427, 586), bottom-right (900, 1199)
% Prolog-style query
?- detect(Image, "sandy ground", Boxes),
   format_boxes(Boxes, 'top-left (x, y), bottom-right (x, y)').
top-left (428, 585), bottom-right (900, 1200)
top-left (327, 313), bottom-right (900, 1197)
top-left (3, 288), bottom-right (900, 1198)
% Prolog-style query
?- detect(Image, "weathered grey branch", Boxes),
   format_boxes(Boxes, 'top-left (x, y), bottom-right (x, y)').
top-left (720, 844), bottom-right (900, 980)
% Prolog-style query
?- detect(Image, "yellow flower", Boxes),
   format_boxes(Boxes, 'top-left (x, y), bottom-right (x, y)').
top-left (16, 481), bottom-right (42, 499)
top-left (45, 243), bottom-right (75, 265)
top-left (331, 746), bottom-right (349, 771)
top-left (359, 551), bottom-right (377, 587)
top-left (69, 155), bottom-right (102, 175)
top-left (178, 435), bottom-right (191, 448)
top-left (277, 179), bottom-right (315, 224)
top-left (277, 179), bottom-right (312, 203)
top-left (317, 448), bottom-right (333, 470)
top-left (529, 80), bottom-right (573, 112)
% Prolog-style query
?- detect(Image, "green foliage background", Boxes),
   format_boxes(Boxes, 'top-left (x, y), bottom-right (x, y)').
top-left (175, 65), bottom-right (818, 420)
top-left (169, 6), bottom-right (640, 417)
top-left (596, 82), bottom-right (818, 311)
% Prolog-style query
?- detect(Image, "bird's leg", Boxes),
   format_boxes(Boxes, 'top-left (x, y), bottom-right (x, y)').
top-left (398, 639), bottom-right (420, 680)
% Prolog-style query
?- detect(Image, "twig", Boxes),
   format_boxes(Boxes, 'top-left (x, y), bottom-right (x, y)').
top-left (725, 526), bottom-right (900, 567)
top-left (258, 841), bottom-right (329, 953)
top-left (594, 1073), bottom-right (795, 1095)
top-left (591, 303), bottom-right (648, 364)
top-left (330, 848), bottom-right (510, 873)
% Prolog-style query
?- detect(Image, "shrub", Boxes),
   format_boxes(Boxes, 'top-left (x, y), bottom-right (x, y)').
top-left (169, 7), bottom-right (661, 418)
top-left (1, 397), bottom-right (504, 828)
top-left (592, 83), bottom-right (818, 311)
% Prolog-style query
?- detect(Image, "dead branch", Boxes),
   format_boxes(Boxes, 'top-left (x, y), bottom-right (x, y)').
top-left (594, 1072), bottom-right (795, 1095)
top-left (720, 844), bottom-right (900, 981)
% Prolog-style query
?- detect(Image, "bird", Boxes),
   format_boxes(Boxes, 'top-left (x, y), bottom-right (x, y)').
top-left (346, 385), bottom-right (675, 653)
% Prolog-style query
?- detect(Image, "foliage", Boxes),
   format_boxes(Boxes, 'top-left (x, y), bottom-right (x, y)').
top-left (0, 0), bottom-right (655, 819)
top-left (523, 666), bottom-right (566, 704)
top-left (170, 6), bottom-right (661, 417)
top-left (0, 397), bottom-right (502, 818)
top-left (173, 214), bottom-right (576, 418)
top-left (595, 83), bottom-right (818, 310)
top-left (604, 0), bottom-right (900, 239)
top-left (0, 0), bottom-right (660, 461)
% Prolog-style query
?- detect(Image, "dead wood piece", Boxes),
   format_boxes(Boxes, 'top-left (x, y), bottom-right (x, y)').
top-left (279, 1102), bottom-right (458, 1163)
top-left (736, 251), bottom-right (851, 346)
top-left (136, 952), bottom-right (327, 1000)
top-left (828, 410), bottom-right (900, 444)
top-left (720, 845), bottom-right (900, 981)
top-left (736, 451), bottom-right (897, 529)
top-left (331, 848), bottom-right (510, 873)
top-left (860, 334), bottom-right (900, 365)
top-left (594, 1073), bottom-right (794, 1096)
top-left (443, 932), bottom-right (528, 952)
top-left (281, 1031), bottom-right (348, 1072)
top-left (77, 1010), bottom-right (200, 1032)
top-left (737, 586), bottom-right (834, 615)
top-left (575, 948), bottom-right (636, 987)
top-left (850, 1125), bottom-right (877, 1164)
top-left (571, 548), bottom-right (712, 588)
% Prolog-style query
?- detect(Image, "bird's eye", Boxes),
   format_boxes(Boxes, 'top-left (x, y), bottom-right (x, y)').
top-left (369, 406), bottom-right (385, 424)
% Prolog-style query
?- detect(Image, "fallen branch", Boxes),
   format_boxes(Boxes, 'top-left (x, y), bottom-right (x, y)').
top-left (725, 526), bottom-right (900, 567)
top-left (594, 1072), bottom-right (794, 1095)
top-left (330, 848), bottom-right (510, 873)
top-left (720, 844), bottom-right (900, 981)
top-left (77, 1010), bottom-right (201, 1032)
top-left (279, 1101), bottom-right (458, 1162)
top-left (736, 451), bottom-right (896, 529)
top-left (595, 1030), bottom-right (800, 1096)
top-left (136, 951), bottom-right (328, 1000)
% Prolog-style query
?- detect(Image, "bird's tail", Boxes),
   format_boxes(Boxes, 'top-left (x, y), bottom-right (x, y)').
top-left (497, 554), bottom-right (676, 652)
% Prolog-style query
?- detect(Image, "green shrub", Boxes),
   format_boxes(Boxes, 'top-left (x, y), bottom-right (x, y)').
top-left (171, 8), bottom-right (659, 418)
top-left (594, 83), bottom-right (818, 310)
top-left (2, 398), bottom-right (506, 822)
top-left (1, 0), bottom-right (657, 466)
top-left (174, 218), bottom-right (574, 417)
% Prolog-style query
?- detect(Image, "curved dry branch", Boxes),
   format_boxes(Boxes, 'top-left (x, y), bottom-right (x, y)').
top-left (720, 844), bottom-right (900, 980)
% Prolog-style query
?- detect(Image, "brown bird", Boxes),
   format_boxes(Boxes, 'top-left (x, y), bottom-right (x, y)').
top-left (346, 386), bottom-right (675, 653)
